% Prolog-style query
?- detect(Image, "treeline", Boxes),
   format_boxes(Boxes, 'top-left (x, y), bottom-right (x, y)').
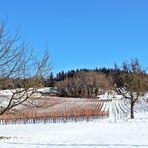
top-left (2, 65), bottom-right (147, 99)
top-left (0, 77), bottom-right (45, 90)
top-left (56, 71), bottom-right (112, 97)
top-left (53, 64), bottom-right (148, 99)
top-left (0, 67), bottom-right (123, 97)
top-left (54, 67), bottom-right (123, 97)
top-left (55, 68), bottom-right (118, 81)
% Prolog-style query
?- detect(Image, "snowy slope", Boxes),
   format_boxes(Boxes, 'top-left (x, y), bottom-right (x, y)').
top-left (0, 112), bottom-right (148, 148)
top-left (0, 89), bottom-right (148, 148)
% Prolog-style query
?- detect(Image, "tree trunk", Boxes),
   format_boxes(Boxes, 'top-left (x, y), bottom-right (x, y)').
top-left (130, 102), bottom-right (134, 119)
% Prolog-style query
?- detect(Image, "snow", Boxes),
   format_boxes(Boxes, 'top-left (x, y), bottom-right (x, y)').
top-left (0, 89), bottom-right (13, 96)
top-left (0, 89), bottom-right (148, 148)
top-left (0, 112), bottom-right (148, 148)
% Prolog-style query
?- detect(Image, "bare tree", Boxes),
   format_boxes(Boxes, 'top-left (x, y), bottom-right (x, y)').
top-left (115, 59), bottom-right (148, 119)
top-left (0, 20), bottom-right (52, 115)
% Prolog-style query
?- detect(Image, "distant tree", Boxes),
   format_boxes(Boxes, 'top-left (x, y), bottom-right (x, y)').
top-left (48, 72), bottom-right (54, 87)
top-left (115, 59), bottom-right (148, 119)
top-left (112, 64), bottom-right (123, 87)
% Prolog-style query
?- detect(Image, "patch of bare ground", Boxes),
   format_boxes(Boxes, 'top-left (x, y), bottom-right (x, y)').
top-left (0, 136), bottom-right (11, 140)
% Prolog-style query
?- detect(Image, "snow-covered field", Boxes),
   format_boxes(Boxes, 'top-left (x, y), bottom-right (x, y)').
top-left (0, 112), bottom-right (148, 148)
top-left (0, 89), bottom-right (148, 148)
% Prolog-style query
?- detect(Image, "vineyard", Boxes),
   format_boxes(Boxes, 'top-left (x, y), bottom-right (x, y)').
top-left (0, 94), bottom-right (148, 124)
top-left (0, 97), bottom-right (111, 124)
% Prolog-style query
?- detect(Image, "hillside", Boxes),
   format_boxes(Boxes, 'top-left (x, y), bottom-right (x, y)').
top-left (0, 89), bottom-right (148, 148)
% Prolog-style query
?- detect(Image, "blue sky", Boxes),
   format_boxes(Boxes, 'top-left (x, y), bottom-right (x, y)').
top-left (0, 0), bottom-right (148, 74)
